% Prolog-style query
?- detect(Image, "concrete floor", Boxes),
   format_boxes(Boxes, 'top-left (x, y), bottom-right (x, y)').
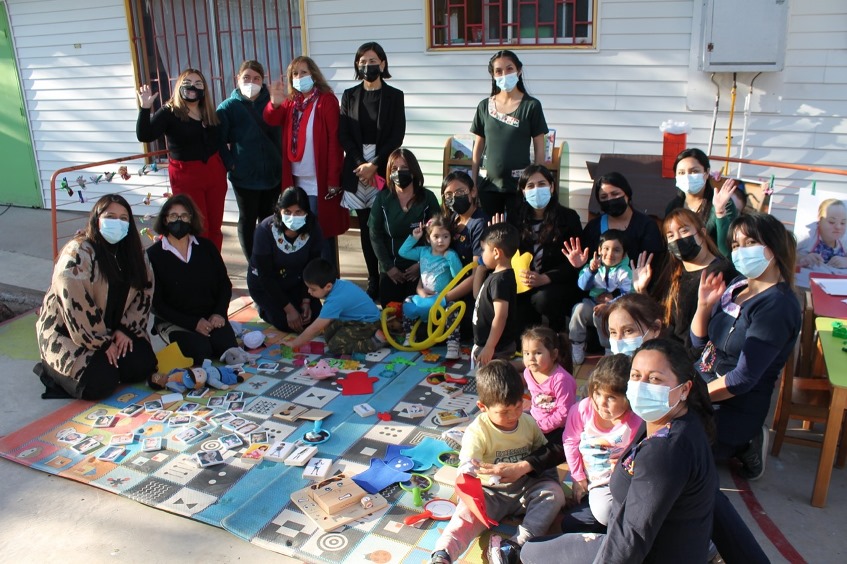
top-left (0, 206), bottom-right (845, 563)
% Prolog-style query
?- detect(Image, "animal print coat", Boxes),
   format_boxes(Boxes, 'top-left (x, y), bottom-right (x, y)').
top-left (36, 239), bottom-right (154, 386)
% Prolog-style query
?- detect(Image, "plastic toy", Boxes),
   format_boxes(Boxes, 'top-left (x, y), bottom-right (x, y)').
top-left (304, 359), bottom-right (338, 380)
top-left (833, 321), bottom-right (847, 339)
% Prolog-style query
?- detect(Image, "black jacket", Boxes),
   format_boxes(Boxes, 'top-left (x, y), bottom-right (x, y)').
top-left (338, 82), bottom-right (406, 192)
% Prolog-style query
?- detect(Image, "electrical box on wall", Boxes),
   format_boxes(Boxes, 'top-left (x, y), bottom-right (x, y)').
top-left (699, 0), bottom-right (789, 72)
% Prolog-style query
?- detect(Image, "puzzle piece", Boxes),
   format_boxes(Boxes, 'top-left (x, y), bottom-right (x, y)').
top-left (336, 372), bottom-right (378, 396)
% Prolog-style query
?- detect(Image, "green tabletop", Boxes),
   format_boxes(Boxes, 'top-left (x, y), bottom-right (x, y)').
top-left (815, 317), bottom-right (847, 389)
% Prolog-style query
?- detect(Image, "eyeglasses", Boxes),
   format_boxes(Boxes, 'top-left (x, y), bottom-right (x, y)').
top-left (443, 189), bottom-right (470, 204)
top-left (166, 212), bottom-right (192, 222)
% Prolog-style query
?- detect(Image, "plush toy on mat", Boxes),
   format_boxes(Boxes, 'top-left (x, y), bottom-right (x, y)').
top-left (219, 346), bottom-right (260, 366)
top-left (150, 360), bottom-right (243, 393)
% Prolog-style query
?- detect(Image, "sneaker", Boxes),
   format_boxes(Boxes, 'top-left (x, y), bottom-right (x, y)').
top-left (738, 424), bottom-right (769, 481)
top-left (487, 535), bottom-right (520, 564)
top-left (430, 550), bottom-right (451, 564)
top-left (571, 341), bottom-right (586, 365)
top-left (446, 341), bottom-right (460, 360)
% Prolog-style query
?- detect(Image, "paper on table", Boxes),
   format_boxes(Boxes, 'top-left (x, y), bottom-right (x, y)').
top-left (816, 278), bottom-right (847, 296)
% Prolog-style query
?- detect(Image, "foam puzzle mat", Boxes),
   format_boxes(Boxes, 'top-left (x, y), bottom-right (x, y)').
top-left (0, 323), bottom-right (501, 563)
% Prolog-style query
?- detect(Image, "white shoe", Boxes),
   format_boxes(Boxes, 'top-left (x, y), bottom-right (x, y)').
top-left (446, 341), bottom-right (460, 360)
top-left (572, 341), bottom-right (586, 365)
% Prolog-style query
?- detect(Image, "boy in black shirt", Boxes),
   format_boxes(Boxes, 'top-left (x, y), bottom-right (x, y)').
top-left (472, 223), bottom-right (520, 366)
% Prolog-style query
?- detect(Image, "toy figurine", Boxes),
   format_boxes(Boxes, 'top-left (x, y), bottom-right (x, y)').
top-left (59, 177), bottom-right (73, 197)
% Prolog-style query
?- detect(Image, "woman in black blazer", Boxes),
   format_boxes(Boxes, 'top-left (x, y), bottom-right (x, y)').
top-left (338, 41), bottom-right (406, 299)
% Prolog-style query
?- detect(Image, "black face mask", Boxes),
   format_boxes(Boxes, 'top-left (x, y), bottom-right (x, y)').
top-left (668, 234), bottom-right (701, 261)
top-left (358, 64), bottom-right (381, 82)
top-left (166, 219), bottom-right (191, 240)
top-left (448, 194), bottom-right (472, 215)
top-left (391, 170), bottom-right (414, 189)
top-left (599, 196), bottom-right (629, 217)
top-left (179, 85), bottom-right (205, 102)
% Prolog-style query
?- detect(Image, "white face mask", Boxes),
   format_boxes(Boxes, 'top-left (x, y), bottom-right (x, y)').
top-left (676, 173), bottom-right (707, 195)
top-left (239, 82), bottom-right (261, 98)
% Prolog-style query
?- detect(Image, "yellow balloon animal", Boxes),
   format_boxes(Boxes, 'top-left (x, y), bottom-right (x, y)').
top-left (380, 261), bottom-right (477, 352)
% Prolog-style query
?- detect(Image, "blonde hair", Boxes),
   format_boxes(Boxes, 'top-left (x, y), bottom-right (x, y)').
top-left (817, 199), bottom-right (846, 220)
top-left (286, 56), bottom-right (332, 100)
top-left (166, 68), bottom-right (219, 126)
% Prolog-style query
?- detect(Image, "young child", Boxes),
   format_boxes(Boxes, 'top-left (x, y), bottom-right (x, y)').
top-left (288, 259), bottom-right (385, 354)
top-left (472, 223), bottom-right (520, 366)
top-left (521, 326), bottom-right (577, 447)
top-left (798, 199), bottom-right (847, 269)
top-left (569, 229), bottom-right (633, 364)
top-left (399, 215), bottom-right (464, 358)
top-left (562, 354), bottom-right (641, 532)
top-left (431, 360), bottom-right (565, 564)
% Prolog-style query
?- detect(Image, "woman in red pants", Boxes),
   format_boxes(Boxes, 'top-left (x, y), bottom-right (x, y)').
top-left (136, 68), bottom-right (228, 250)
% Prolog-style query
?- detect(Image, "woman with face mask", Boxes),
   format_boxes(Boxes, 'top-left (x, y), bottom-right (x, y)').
top-left (439, 171), bottom-right (488, 336)
top-left (521, 339), bottom-right (719, 564)
top-left (247, 187), bottom-right (324, 333)
top-left (369, 148), bottom-right (440, 307)
top-left (216, 60), bottom-right (283, 262)
top-left (514, 165), bottom-right (583, 332)
top-left (146, 195), bottom-right (237, 365)
top-left (137, 68), bottom-right (227, 250)
top-left (563, 172), bottom-right (665, 291)
top-left (338, 42), bottom-right (406, 300)
top-left (692, 212), bottom-right (801, 482)
top-left (264, 57), bottom-right (347, 272)
top-left (471, 50), bottom-right (549, 221)
top-left (665, 148), bottom-right (741, 257)
top-left (35, 195), bottom-right (156, 400)
top-left (631, 208), bottom-right (738, 360)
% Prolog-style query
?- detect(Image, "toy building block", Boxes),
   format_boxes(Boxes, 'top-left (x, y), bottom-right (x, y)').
top-left (303, 457), bottom-right (333, 480)
top-left (833, 321), bottom-right (847, 339)
top-left (265, 441), bottom-right (296, 462)
top-left (354, 403), bottom-right (376, 417)
top-left (241, 443), bottom-right (269, 464)
top-left (310, 474), bottom-right (367, 515)
top-left (284, 445), bottom-right (318, 467)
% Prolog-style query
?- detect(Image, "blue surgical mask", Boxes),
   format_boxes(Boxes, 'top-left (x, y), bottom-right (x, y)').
top-left (610, 336), bottom-right (644, 357)
top-left (293, 75), bottom-right (314, 93)
top-left (626, 380), bottom-right (684, 423)
top-left (524, 187), bottom-right (551, 209)
top-left (676, 173), bottom-right (707, 195)
top-left (495, 72), bottom-right (519, 92)
top-left (282, 214), bottom-right (307, 231)
top-left (732, 244), bottom-right (772, 279)
top-left (99, 217), bottom-right (129, 244)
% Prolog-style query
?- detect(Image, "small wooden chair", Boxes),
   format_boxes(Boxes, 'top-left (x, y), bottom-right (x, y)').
top-left (771, 290), bottom-right (847, 465)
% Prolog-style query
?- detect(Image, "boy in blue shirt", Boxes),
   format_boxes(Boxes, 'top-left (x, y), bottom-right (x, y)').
top-left (289, 259), bottom-right (386, 354)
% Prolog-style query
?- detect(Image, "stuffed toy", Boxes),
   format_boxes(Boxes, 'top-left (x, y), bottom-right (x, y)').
top-left (150, 360), bottom-right (244, 393)
top-left (304, 359), bottom-right (338, 380)
top-left (219, 346), bottom-right (260, 366)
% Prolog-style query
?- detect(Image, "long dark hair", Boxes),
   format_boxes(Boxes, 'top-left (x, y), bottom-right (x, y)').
top-left (386, 148), bottom-right (427, 204)
top-left (353, 42), bottom-right (392, 80)
top-left (671, 148), bottom-right (714, 224)
top-left (83, 194), bottom-right (148, 290)
top-left (517, 164), bottom-right (562, 247)
top-left (592, 171), bottom-right (633, 209)
top-left (274, 186), bottom-right (315, 235)
top-left (730, 212), bottom-right (796, 287)
top-left (635, 339), bottom-right (716, 443)
top-left (488, 50), bottom-right (527, 96)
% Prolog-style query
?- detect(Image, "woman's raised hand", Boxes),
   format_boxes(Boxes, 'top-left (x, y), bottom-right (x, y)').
top-left (562, 237), bottom-right (590, 268)
top-left (269, 77), bottom-right (286, 107)
top-left (713, 178), bottom-right (738, 216)
top-left (631, 251), bottom-right (654, 293)
top-left (137, 85), bottom-right (159, 109)
top-left (698, 270), bottom-right (726, 309)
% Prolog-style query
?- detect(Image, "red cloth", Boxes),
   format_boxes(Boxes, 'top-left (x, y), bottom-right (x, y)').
top-left (263, 93), bottom-right (349, 238)
top-left (455, 473), bottom-right (498, 527)
top-left (167, 153), bottom-right (227, 250)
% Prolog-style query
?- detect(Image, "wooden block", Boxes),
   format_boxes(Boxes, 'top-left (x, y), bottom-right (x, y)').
top-left (309, 473), bottom-right (366, 515)
top-left (284, 445), bottom-right (318, 467)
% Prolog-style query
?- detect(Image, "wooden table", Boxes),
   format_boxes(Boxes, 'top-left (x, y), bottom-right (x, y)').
top-left (811, 317), bottom-right (847, 507)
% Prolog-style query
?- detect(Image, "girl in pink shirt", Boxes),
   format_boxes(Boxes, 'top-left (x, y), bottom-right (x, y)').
top-left (521, 326), bottom-right (578, 445)
top-left (563, 354), bottom-right (642, 529)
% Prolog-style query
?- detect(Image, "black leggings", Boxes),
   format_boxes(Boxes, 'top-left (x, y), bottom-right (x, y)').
top-left (162, 324), bottom-right (238, 366)
top-left (233, 185), bottom-right (280, 261)
top-left (356, 207), bottom-right (380, 285)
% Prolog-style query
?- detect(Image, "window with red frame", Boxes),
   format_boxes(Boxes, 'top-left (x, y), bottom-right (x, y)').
top-left (429, 0), bottom-right (594, 48)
